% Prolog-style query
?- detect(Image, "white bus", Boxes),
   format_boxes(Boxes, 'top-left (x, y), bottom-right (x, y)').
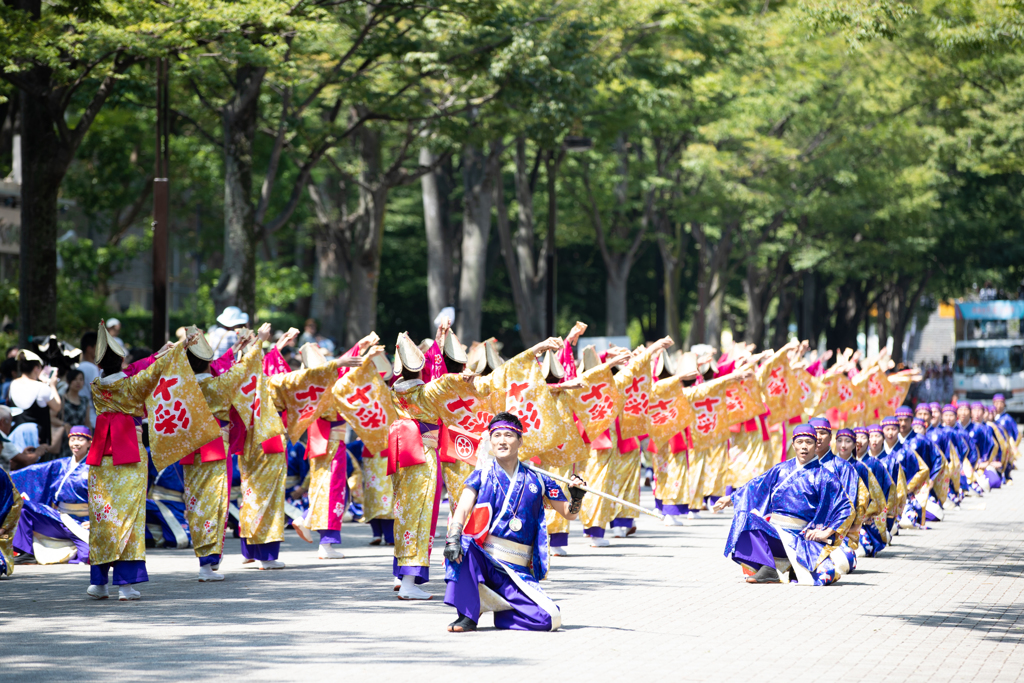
top-left (953, 301), bottom-right (1024, 420)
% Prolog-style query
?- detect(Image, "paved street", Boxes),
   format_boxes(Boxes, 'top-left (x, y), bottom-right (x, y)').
top-left (3, 483), bottom-right (1024, 682)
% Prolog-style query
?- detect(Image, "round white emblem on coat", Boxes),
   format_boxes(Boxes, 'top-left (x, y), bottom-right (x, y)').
top-left (529, 482), bottom-right (538, 494)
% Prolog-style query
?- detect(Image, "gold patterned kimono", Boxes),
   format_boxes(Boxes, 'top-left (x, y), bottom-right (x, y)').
top-left (729, 428), bottom-right (772, 488)
top-left (240, 359), bottom-right (335, 547)
top-left (182, 348), bottom-right (260, 561)
top-left (701, 440), bottom-right (732, 499)
top-left (580, 429), bottom-right (622, 533)
top-left (1, 469), bottom-right (23, 576)
top-left (89, 350), bottom-right (179, 567)
top-left (389, 380), bottom-right (444, 575)
top-left (543, 383), bottom-right (590, 542)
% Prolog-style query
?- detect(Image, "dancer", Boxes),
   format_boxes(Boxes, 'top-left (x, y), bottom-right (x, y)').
top-left (443, 412), bottom-right (587, 632)
top-left (716, 423), bottom-right (853, 585)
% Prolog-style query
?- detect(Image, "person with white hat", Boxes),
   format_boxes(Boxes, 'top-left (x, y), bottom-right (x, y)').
top-left (208, 306), bottom-right (250, 359)
top-left (85, 321), bottom-right (203, 601)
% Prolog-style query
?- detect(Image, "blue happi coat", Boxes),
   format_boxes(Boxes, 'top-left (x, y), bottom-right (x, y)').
top-left (447, 460), bottom-right (567, 584)
top-left (11, 456), bottom-right (89, 519)
top-left (724, 458), bottom-right (853, 575)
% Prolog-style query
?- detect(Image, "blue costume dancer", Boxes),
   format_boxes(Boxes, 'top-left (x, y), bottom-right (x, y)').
top-left (906, 416), bottom-right (946, 523)
top-left (443, 412), bottom-right (586, 632)
top-left (810, 418), bottom-right (862, 575)
top-left (854, 425), bottom-right (892, 556)
top-left (145, 457), bottom-right (191, 549)
top-left (11, 426), bottom-right (94, 564)
top-left (0, 465), bottom-right (23, 576)
top-left (717, 423), bottom-right (853, 586)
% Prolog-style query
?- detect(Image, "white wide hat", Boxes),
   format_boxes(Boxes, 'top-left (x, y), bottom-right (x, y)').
top-left (216, 306), bottom-right (250, 328)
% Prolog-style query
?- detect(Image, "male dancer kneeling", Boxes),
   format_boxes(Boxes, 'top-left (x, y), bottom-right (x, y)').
top-left (443, 412), bottom-right (586, 632)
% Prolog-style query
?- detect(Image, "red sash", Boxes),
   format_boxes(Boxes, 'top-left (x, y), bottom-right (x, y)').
top-left (306, 418), bottom-right (332, 460)
top-left (86, 412), bottom-right (140, 466)
top-left (261, 411), bottom-right (287, 454)
top-left (616, 419), bottom-right (640, 454)
top-left (385, 418), bottom-right (427, 476)
top-left (180, 435), bottom-right (228, 466)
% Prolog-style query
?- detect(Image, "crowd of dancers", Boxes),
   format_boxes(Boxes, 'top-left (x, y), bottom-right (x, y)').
top-left (0, 313), bottom-right (1019, 631)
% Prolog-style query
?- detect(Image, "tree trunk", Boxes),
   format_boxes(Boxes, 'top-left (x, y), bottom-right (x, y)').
top-left (706, 271), bottom-right (725, 349)
top-left (890, 273), bottom-right (930, 365)
top-left (771, 276), bottom-right (796, 350)
top-left (743, 275), bottom-right (769, 351)
top-left (18, 80), bottom-right (61, 342)
top-left (344, 124), bottom-right (387, 346)
top-left (311, 229), bottom-right (347, 343)
top-left (213, 65), bottom-right (265, 319)
top-left (420, 146), bottom-right (454, 327)
top-left (606, 264), bottom-right (628, 336)
top-left (514, 138), bottom-right (546, 341)
top-left (825, 278), bottom-right (869, 352)
top-left (456, 142), bottom-right (500, 344)
top-left (494, 160), bottom-right (540, 347)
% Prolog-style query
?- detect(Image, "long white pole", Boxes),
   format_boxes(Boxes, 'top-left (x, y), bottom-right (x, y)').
top-left (525, 464), bottom-right (665, 521)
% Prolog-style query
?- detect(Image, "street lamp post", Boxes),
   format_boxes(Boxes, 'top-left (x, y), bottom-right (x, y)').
top-left (152, 58), bottom-right (170, 350)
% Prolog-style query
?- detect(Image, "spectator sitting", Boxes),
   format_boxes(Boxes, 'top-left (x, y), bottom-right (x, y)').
top-left (0, 406), bottom-right (42, 472)
top-left (7, 407), bottom-right (46, 470)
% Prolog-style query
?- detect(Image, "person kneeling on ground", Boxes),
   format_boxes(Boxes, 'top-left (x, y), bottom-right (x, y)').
top-left (443, 412), bottom-right (586, 632)
top-left (714, 423), bottom-right (853, 586)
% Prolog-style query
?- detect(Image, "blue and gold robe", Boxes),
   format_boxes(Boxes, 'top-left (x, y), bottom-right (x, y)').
top-left (724, 457), bottom-right (853, 585)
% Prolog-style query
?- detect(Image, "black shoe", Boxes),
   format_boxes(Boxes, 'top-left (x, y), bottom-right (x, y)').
top-left (447, 615), bottom-right (478, 632)
top-left (745, 565), bottom-right (781, 584)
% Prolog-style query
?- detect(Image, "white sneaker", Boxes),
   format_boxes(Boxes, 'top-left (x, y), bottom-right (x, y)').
top-left (663, 514), bottom-right (683, 526)
top-left (393, 577), bottom-right (402, 591)
top-left (87, 584), bottom-right (109, 600)
top-left (318, 543), bottom-right (345, 559)
top-left (118, 585), bottom-right (141, 601)
top-left (688, 510), bottom-right (701, 519)
top-left (397, 583), bottom-right (433, 600)
top-left (198, 566), bottom-right (226, 582)
top-left (550, 545), bottom-right (568, 556)
top-left (258, 559), bottom-right (286, 570)
top-left (589, 536), bottom-right (611, 547)
top-left (613, 527), bottom-right (629, 538)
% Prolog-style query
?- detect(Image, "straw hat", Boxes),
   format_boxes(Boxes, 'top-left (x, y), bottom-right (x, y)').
top-left (468, 338), bottom-right (504, 375)
top-left (442, 329), bottom-right (468, 364)
top-left (95, 321), bottom-right (127, 364)
top-left (299, 342), bottom-right (328, 369)
top-left (185, 325), bottom-right (215, 361)
top-left (581, 345), bottom-right (601, 373)
top-left (393, 332), bottom-right (425, 376)
top-left (372, 352), bottom-right (394, 382)
top-left (541, 350), bottom-right (565, 381)
top-left (677, 351), bottom-right (699, 379)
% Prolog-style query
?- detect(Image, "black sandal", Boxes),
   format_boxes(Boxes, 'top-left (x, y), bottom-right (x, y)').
top-left (447, 615), bottom-right (478, 632)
